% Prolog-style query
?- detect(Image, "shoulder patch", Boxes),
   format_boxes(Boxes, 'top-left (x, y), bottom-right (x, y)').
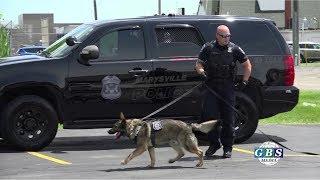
top-left (238, 47), bottom-right (245, 54)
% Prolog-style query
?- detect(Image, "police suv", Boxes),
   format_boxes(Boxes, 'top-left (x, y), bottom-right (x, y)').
top-left (0, 15), bottom-right (299, 150)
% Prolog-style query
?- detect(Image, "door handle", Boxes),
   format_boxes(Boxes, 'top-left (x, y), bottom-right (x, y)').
top-left (128, 69), bottom-right (149, 75)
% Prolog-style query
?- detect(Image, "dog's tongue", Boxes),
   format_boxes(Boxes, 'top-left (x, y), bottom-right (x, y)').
top-left (115, 132), bottom-right (121, 140)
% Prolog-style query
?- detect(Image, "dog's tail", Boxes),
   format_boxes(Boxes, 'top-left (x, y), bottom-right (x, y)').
top-left (191, 120), bottom-right (220, 134)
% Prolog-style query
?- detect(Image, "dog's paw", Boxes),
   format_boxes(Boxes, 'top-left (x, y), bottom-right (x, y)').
top-left (168, 159), bottom-right (175, 164)
top-left (147, 164), bottom-right (155, 168)
top-left (196, 161), bottom-right (203, 167)
top-left (121, 160), bottom-right (127, 165)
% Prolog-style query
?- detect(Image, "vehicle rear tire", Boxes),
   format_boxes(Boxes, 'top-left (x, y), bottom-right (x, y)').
top-left (234, 92), bottom-right (259, 143)
top-left (0, 95), bottom-right (58, 151)
top-left (195, 92), bottom-right (259, 144)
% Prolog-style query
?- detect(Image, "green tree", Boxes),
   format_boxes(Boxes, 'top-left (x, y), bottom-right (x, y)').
top-left (0, 13), bottom-right (10, 58)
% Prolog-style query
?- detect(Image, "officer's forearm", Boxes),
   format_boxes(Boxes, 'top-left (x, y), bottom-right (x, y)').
top-left (242, 59), bottom-right (252, 81)
top-left (243, 68), bottom-right (251, 81)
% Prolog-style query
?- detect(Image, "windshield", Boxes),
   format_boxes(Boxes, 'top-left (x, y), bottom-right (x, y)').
top-left (42, 24), bottom-right (94, 58)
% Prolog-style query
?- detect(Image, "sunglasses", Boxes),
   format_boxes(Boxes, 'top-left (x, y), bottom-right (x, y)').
top-left (218, 33), bottom-right (231, 38)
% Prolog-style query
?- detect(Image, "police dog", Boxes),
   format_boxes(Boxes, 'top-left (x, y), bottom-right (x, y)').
top-left (108, 112), bottom-right (219, 168)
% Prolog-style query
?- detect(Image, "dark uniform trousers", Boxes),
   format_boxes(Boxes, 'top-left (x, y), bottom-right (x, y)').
top-left (200, 80), bottom-right (235, 150)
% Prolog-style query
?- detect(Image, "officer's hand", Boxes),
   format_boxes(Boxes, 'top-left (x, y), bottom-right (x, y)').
top-left (235, 80), bottom-right (248, 91)
top-left (200, 72), bottom-right (208, 81)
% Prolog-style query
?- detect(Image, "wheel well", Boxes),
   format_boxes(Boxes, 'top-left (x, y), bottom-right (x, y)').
top-left (0, 86), bottom-right (64, 124)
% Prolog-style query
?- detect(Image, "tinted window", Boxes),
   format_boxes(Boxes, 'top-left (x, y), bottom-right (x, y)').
top-left (155, 26), bottom-right (203, 58)
top-left (210, 22), bottom-right (282, 55)
top-left (97, 28), bottom-right (145, 60)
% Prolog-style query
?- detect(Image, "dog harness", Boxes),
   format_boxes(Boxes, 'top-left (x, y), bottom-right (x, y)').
top-left (133, 120), bottom-right (163, 148)
top-left (150, 120), bottom-right (163, 147)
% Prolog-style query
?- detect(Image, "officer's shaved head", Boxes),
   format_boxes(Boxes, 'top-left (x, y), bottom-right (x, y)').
top-left (217, 25), bottom-right (230, 34)
top-left (216, 25), bottom-right (231, 46)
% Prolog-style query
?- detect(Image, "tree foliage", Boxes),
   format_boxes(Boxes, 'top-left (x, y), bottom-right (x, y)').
top-left (0, 13), bottom-right (10, 58)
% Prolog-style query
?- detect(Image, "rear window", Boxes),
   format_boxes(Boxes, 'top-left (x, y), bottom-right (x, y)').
top-left (155, 26), bottom-right (203, 58)
top-left (209, 22), bottom-right (282, 55)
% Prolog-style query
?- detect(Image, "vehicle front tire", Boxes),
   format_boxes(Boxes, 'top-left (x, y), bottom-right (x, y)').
top-left (1, 95), bottom-right (58, 151)
top-left (234, 92), bottom-right (259, 143)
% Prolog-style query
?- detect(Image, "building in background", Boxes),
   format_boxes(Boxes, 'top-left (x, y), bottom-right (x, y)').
top-left (14, 13), bottom-right (55, 49)
top-left (10, 13), bottom-right (81, 55)
top-left (198, 0), bottom-right (320, 30)
top-left (198, 0), bottom-right (320, 43)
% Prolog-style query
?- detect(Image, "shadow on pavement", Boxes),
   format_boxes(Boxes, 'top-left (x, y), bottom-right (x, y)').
top-left (179, 155), bottom-right (225, 162)
top-left (239, 133), bottom-right (287, 145)
top-left (197, 132), bottom-right (286, 146)
top-left (0, 132), bottom-right (286, 153)
top-left (100, 165), bottom-right (201, 172)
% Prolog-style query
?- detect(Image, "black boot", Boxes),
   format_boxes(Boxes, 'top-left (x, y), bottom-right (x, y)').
top-left (223, 147), bottom-right (232, 158)
top-left (205, 144), bottom-right (221, 157)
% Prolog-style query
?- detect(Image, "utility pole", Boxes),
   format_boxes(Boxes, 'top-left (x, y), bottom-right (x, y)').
top-left (158, 0), bottom-right (161, 15)
top-left (93, 0), bottom-right (98, 20)
top-left (292, 0), bottom-right (299, 66)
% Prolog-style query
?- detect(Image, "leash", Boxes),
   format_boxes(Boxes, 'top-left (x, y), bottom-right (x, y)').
top-left (141, 82), bottom-right (203, 120)
top-left (204, 84), bottom-right (320, 156)
top-left (140, 81), bottom-right (319, 156)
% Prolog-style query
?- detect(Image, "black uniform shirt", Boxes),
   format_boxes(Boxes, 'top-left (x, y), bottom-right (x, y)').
top-left (198, 41), bottom-right (248, 67)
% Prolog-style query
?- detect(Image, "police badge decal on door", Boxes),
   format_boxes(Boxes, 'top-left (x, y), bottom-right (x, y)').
top-left (101, 76), bottom-right (121, 100)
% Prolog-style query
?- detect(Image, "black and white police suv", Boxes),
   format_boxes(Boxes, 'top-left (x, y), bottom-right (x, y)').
top-left (0, 15), bottom-right (298, 150)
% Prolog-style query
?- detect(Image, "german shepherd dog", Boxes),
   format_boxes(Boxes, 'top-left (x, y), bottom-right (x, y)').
top-left (108, 112), bottom-right (219, 168)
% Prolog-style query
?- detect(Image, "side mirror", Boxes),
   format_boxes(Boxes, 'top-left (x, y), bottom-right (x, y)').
top-left (79, 45), bottom-right (99, 66)
top-left (66, 36), bottom-right (80, 46)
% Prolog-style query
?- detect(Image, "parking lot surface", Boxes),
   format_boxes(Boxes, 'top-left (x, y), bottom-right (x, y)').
top-left (1, 125), bottom-right (319, 179)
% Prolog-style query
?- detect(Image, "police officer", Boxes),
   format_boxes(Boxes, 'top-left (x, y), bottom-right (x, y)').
top-left (195, 25), bottom-right (252, 158)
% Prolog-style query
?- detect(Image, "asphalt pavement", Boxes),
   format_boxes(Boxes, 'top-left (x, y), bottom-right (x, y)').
top-left (1, 125), bottom-right (319, 179)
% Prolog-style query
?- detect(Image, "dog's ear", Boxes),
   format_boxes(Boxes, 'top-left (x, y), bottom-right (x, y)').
top-left (120, 112), bottom-right (126, 121)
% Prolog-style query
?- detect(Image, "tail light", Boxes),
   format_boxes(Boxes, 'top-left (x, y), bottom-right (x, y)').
top-left (284, 55), bottom-right (295, 86)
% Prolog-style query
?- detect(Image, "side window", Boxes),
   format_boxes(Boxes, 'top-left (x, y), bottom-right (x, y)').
top-left (155, 26), bottom-right (203, 58)
top-left (210, 22), bottom-right (282, 55)
top-left (97, 28), bottom-right (145, 60)
top-left (307, 44), bottom-right (315, 49)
